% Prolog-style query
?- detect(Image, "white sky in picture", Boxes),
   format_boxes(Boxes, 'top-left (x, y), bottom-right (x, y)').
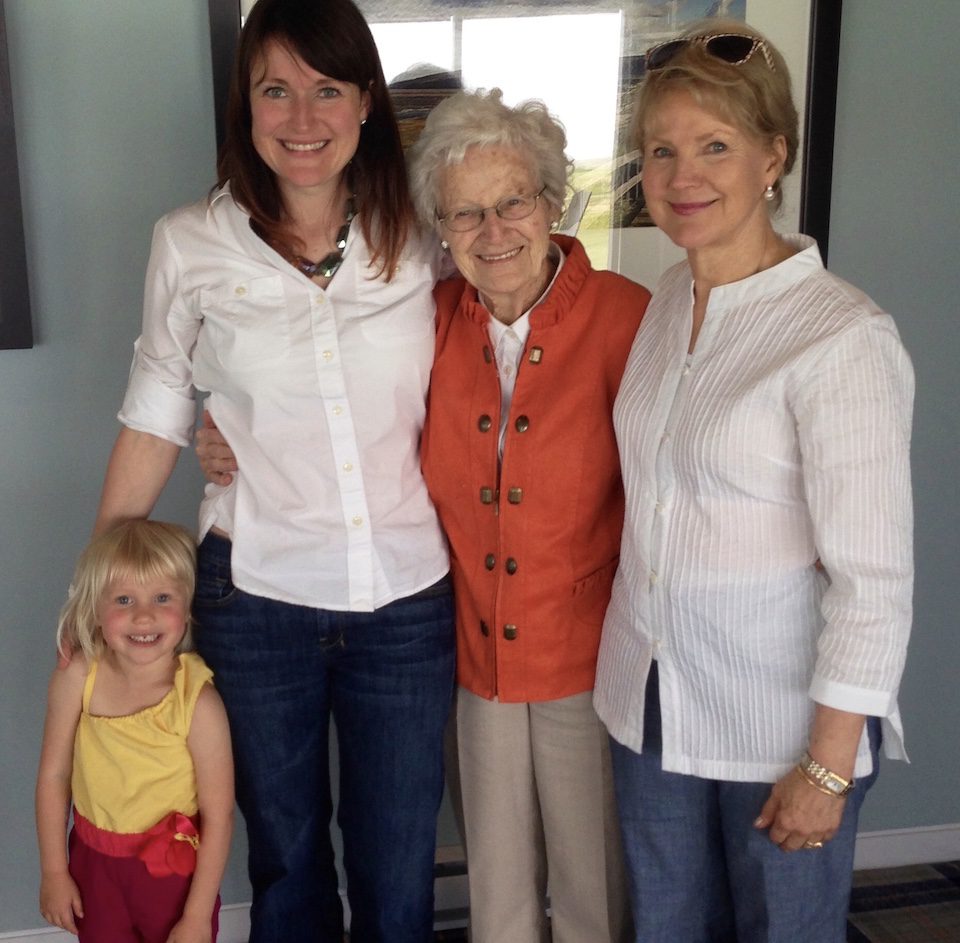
top-left (371, 13), bottom-right (622, 162)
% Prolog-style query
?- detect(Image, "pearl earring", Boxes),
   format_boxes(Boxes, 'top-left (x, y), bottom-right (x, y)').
top-left (441, 240), bottom-right (449, 250)
top-left (764, 184), bottom-right (776, 202)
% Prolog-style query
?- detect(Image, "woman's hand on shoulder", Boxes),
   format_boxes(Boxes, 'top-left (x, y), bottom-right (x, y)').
top-left (45, 655), bottom-right (87, 716)
top-left (195, 411), bottom-right (237, 486)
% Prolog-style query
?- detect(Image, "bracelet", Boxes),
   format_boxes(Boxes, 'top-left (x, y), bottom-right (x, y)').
top-left (796, 765), bottom-right (842, 798)
top-left (797, 751), bottom-right (854, 797)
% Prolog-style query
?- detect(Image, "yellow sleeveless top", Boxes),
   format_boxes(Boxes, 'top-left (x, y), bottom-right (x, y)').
top-left (71, 652), bottom-right (213, 834)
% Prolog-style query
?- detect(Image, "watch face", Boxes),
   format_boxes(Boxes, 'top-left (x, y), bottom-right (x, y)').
top-left (825, 779), bottom-right (844, 795)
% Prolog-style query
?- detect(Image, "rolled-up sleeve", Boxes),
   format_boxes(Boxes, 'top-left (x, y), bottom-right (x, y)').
top-left (796, 314), bottom-right (914, 717)
top-left (118, 218), bottom-right (200, 446)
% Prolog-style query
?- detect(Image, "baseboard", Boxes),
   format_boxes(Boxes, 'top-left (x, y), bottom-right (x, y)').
top-left (853, 822), bottom-right (960, 870)
top-left (9, 830), bottom-right (960, 942)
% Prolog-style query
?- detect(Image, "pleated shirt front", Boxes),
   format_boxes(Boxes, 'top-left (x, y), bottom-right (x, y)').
top-left (594, 235), bottom-right (914, 782)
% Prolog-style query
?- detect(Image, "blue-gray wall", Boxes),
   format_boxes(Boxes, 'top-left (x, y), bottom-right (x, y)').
top-left (1, 0), bottom-right (957, 933)
top-left (828, 0), bottom-right (960, 830)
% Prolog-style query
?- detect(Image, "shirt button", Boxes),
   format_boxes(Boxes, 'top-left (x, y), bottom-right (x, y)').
top-left (477, 414), bottom-right (492, 433)
top-left (332, 405), bottom-right (343, 416)
top-left (352, 515), bottom-right (363, 526)
top-left (342, 462), bottom-right (353, 472)
top-left (649, 570), bottom-right (658, 585)
top-left (322, 350), bottom-right (333, 361)
top-left (505, 558), bottom-right (518, 575)
top-left (484, 553), bottom-right (496, 571)
top-left (234, 285), bottom-right (247, 297)
top-left (480, 620), bottom-right (490, 637)
top-left (503, 624), bottom-right (518, 641)
top-left (514, 415), bottom-right (530, 433)
top-left (504, 364), bottom-right (514, 378)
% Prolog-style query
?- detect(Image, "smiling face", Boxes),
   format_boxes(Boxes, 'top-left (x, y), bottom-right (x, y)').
top-left (97, 573), bottom-right (189, 669)
top-left (249, 40), bottom-right (370, 204)
top-left (640, 88), bottom-right (785, 272)
top-left (439, 145), bottom-right (558, 324)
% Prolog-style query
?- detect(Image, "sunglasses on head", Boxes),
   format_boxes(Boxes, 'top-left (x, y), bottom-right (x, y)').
top-left (645, 33), bottom-right (776, 72)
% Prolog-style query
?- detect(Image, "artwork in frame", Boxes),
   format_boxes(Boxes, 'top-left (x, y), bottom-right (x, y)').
top-left (0, 0), bottom-right (32, 350)
top-left (207, 0), bottom-right (841, 285)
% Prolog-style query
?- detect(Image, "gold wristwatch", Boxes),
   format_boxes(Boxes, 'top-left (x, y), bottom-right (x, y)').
top-left (799, 751), bottom-right (854, 797)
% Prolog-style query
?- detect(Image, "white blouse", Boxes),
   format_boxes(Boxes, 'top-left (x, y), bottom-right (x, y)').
top-left (119, 186), bottom-right (448, 611)
top-left (594, 235), bottom-right (914, 782)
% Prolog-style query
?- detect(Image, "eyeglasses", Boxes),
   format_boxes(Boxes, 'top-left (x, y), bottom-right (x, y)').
top-left (645, 33), bottom-right (776, 73)
top-left (437, 186), bottom-right (547, 233)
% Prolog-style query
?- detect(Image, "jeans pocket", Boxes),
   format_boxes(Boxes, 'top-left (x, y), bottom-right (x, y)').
top-left (194, 536), bottom-right (238, 609)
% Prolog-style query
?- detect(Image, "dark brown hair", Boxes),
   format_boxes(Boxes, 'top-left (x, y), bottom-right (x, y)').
top-left (217, 0), bottom-right (413, 278)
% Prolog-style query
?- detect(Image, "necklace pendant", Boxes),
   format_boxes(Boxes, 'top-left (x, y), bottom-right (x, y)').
top-left (289, 196), bottom-right (356, 281)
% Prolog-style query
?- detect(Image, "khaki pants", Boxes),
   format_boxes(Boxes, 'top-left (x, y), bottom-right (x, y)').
top-left (455, 687), bottom-right (632, 943)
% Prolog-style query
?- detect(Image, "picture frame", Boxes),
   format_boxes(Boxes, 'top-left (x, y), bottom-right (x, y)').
top-left (207, 0), bottom-right (842, 283)
top-left (0, 0), bottom-right (32, 350)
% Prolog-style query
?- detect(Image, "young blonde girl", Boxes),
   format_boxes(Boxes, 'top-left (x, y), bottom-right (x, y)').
top-left (36, 520), bottom-right (233, 943)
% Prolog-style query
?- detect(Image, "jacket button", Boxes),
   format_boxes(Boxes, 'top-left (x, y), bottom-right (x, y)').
top-left (480, 620), bottom-right (490, 637)
top-left (503, 624), bottom-right (518, 640)
top-left (505, 557), bottom-right (518, 574)
top-left (515, 415), bottom-right (530, 432)
top-left (507, 487), bottom-right (523, 505)
top-left (485, 553), bottom-right (496, 570)
top-left (479, 487), bottom-right (494, 504)
top-left (477, 414), bottom-right (492, 432)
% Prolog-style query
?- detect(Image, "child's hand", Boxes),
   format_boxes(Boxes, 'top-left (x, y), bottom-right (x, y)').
top-left (39, 870), bottom-right (83, 934)
top-left (165, 911), bottom-right (212, 943)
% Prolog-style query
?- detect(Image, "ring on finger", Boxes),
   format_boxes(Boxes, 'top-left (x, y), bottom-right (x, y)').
top-left (803, 839), bottom-right (825, 849)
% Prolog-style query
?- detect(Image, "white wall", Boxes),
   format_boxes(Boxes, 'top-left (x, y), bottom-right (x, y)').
top-left (1, 0), bottom-right (958, 935)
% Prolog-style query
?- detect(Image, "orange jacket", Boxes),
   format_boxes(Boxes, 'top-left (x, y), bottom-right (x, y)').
top-left (421, 236), bottom-right (650, 701)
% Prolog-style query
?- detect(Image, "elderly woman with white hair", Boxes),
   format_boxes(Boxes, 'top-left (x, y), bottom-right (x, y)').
top-left (408, 88), bottom-right (650, 942)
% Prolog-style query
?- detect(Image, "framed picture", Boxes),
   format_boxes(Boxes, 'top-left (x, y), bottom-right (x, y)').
top-left (0, 0), bottom-right (32, 350)
top-left (207, 0), bottom-right (842, 285)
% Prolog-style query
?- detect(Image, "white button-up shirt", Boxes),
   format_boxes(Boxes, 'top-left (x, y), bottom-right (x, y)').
top-left (120, 186), bottom-right (448, 611)
top-left (595, 235), bottom-right (914, 782)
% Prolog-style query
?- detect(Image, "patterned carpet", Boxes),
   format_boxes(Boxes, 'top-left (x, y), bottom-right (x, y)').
top-left (847, 860), bottom-right (960, 942)
top-left (430, 860), bottom-right (960, 941)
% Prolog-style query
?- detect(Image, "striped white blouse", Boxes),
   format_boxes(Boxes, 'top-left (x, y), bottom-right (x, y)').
top-left (594, 235), bottom-right (914, 783)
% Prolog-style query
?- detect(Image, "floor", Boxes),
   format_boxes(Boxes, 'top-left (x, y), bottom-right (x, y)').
top-left (429, 860), bottom-right (960, 941)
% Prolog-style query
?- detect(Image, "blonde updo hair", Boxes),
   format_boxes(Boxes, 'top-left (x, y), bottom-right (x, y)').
top-left (57, 520), bottom-right (197, 660)
top-left (407, 87), bottom-right (572, 229)
top-left (633, 19), bottom-right (799, 209)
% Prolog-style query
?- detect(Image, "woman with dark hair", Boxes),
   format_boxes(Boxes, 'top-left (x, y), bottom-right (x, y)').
top-left (595, 20), bottom-right (914, 942)
top-left (92, 0), bottom-right (453, 940)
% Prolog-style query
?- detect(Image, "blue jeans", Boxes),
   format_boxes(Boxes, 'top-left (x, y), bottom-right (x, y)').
top-left (610, 663), bottom-right (880, 943)
top-left (193, 533), bottom-right (455, 943)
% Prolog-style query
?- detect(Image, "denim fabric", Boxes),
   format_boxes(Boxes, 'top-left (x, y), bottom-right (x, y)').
top-left (610, 662), bottom-right (880, 943)
top-left (193, 533), bottom-right (455, 943)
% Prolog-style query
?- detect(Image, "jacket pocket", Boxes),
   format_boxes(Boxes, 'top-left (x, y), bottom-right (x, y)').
top-left (571, 556), bottom-right (619, 623)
